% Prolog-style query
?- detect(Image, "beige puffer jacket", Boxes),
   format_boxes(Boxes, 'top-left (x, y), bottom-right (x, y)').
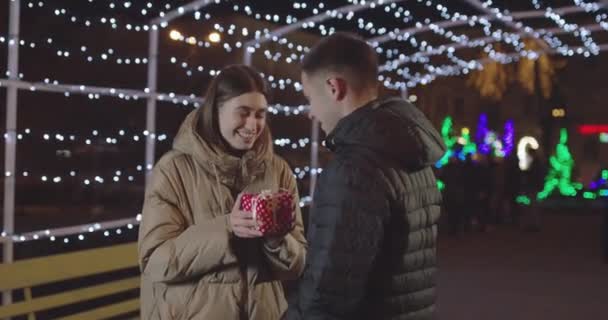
top-left (138, 108), bottom-right (307, 319)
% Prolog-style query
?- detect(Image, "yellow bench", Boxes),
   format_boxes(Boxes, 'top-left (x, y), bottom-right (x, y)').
top-left (0, 242), bottom-right (139, 319)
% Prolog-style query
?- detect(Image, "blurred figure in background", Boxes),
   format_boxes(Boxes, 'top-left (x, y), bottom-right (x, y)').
top-left (443, 154), bottom-right (467, 235)
top-left (504, 154), bottom-right (522, 226)
top-left (520, 148), bottom-right (544, 232)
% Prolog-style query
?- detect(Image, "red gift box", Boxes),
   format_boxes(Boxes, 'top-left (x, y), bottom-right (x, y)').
top-left (240, 190), bottom-right (295, 236)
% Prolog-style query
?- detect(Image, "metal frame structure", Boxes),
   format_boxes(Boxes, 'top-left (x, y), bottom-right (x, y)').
top-left (2, 1), bottom-right (608, 307)
top-left (145, 0), bottom-right (216, 185)
top-left (3, 0), bottom-right (20, 307)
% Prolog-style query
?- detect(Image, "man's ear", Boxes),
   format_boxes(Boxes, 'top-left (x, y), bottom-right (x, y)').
top-left (326, 77), bottom-right (348, 102)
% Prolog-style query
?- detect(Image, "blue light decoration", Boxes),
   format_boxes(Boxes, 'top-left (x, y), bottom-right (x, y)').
top-left (501, 120), bottom-right (515, 157)
top-left (589, 169), bottom-right (608, 190)
top-left (476, 114), bottom-right (492, 155)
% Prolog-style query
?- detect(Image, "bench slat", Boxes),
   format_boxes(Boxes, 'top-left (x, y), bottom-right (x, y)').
top-left (0, 277), bottom-right (139, 318)
top-left (57, 298), bottom-right (140, 320)
top-left (0, 242), bottom-right (138, 291)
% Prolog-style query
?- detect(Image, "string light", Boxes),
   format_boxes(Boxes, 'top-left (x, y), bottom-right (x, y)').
top-left (14, 1), bottom-right (606, 91)
top-left (0, 216), bottom-right (141, 244)
top-left (7, 128), bottom-right (170, 145)
top-left (382, 41), bottom-right (608, 90)
top-left (378, 3), bottom-right (607, 87)
top-left (572, 0), bottom-right (608, 32)
top-left (9, 127), bottom-right (312, 151)
top-left (377, 0), bottom-right (534, 69)
top-left (1, 193), bottom-right (314, 244)
top-left (543, 7), bottom-right (600, 55)
top-left (0, 78), bottom-right (309, 116)
top-left (0, 35), bottom-right (308, 93)
top-left (24, 1), bottom-right (206, 32)
top-left (238, 0), bottom-right (492, 68)
top-left (480, 0), bottom-right (600, 56)
top-left (20, 168), bottom-right (142, 186)
top-left (293, 166), bottom-right (323, 180)
top-left (29, 3), bottom-right (148, 31)
top-left (21, 0), bottom-right (608, 64)
top-left (0, 78), bottom-right (203, 107)
top-left (208, 31), bottom-right (221, 43)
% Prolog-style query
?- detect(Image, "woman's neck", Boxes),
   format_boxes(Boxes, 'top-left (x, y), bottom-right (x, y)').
top-left (221, 139), bottom-right (248, 158)
top-left (225, 146), bottom-right (247, 158)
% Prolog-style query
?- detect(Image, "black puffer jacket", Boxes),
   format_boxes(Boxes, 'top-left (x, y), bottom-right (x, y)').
top-left (287, 97), bottom-right (446, 320)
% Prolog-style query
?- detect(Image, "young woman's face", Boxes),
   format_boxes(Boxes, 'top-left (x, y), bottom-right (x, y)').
top-left (218, 91), bottom-right (267, 151)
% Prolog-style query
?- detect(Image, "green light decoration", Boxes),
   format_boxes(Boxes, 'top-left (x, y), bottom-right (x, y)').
top-left (537, 128), bottom-right (583, 200)
top-left (516, 195), bottom-right (531, 206)
top-left (436, 117), bottom-right (479, 167)
top-left (599, 189), bottom-right (608, 197)
top-left (436, 117), bottom-right (457, 167)
top-left (583, 192), bottom-right (597, 200)
top-left (437, 179), bottom-right (445, 192)
top-left (460, 128), bottom-right (477, 159)
top-left (603, 170), bottom-right (608, 180)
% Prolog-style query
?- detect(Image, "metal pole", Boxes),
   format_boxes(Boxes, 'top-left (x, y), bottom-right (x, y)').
top-left (3, 0), bottom-right (20, 308)
top-left (0, 78), bottom-right (203, 103)
top-left (145, 27), bottom-right (159, 185)
top-left (145, 0), bottom-right (216, 185)
top-left (309, 119), bottom-right (320, 200)
top-left (243, 49), bottom-right (252, 66)
top-left (400, 86), bottom-right (409, 100)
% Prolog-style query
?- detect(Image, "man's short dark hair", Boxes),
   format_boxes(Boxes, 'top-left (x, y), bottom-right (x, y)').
top-left (301, 32), bottom-right (378, 91)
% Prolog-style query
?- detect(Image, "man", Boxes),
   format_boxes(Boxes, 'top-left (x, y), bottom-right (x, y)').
top-left (286, 32), bottom-right (446, 320)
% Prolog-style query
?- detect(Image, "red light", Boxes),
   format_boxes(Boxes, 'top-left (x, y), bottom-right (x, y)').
top-left (578, 125), bottom-right (608, 135)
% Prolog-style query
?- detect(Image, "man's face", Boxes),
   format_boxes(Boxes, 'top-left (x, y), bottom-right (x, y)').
top-left (301, 72), bottom-right (341, 134)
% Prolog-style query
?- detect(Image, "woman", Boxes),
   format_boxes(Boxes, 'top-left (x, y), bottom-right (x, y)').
top-left (138, 65), bottom-right (307, 319)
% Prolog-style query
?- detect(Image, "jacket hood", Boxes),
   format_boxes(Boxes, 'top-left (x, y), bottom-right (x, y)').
top-left (326, 97), bottom-right (446, 169)
top-left (172, 108), bottom-right (273, 180)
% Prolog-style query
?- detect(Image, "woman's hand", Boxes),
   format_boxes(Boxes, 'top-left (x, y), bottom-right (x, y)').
top-left (264, 204), bottom-right (297, 248)
top-left (229, 194), bottom-right (264, 238)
